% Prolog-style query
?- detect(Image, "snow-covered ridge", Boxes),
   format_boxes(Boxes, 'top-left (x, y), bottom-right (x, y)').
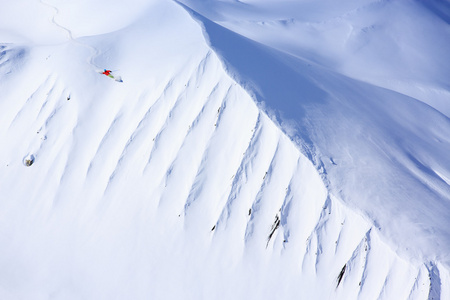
top-left (179, 0), bottom-right (450, 263)
top-left (0, 0), bottom-right (449, 299)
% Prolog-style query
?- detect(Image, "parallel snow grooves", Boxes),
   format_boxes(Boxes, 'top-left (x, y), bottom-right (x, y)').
top-left (336, 224), bottom-right (425, 300)
top-left (384, 258), bottom-right (423, 300)
top-left (85, 52), bottom-right (207, 198)
top-left (4, 75), bottom-right (75, 176)
top-left (0, 70), bottom-right (79, 216)
top-left (278, 164), bottom-right (300, 246)
top-left (137, 55), bottom-right (224, 207)
top-left (103, 91), bottom-right (157, 182)
top-left (356, 231), bottom-right (371, 297)
top-left (243, 134), bottom-right (282, 244)
top-left (36, 85), bottom-right (65, 124)
top-left (1, 1), bottom-right (448, 297)
top-left (0, 44), bottom-right (25, 78)
top-left (142, 52), bottom-right (213, 176)
top-left (81, 48), bottom-right (231, 216)
top-left (8, 75), bottom-right (55, 130)
top-left (182, 82), bottom-right (259, 228)
top-left (296, 197), bottom-right (427, 299)
top-left (407, 265), bottom-right (432, 300)
top-left (143, 52), bottom-right (218, 178)
top-left (241, 129), bottom-right (302, 250)
top-left (334, 231), bottom-right (369, 297)
top-left (84, 89), bottom-right (158, 181)
top-left (302, 195), bottom-right (334, 274)
top-left (85, 114), bottom-right (122, 178)
top-left (213, 112), bottom-right (264, 233)
top-left (157, 80), bottom-right (226, 213)
top-left (261, 138), bottom-right (301, 250)
top-left (284, 187), bottom-right (440, 300)
top-left (112, 78), bottom-right (176, 177)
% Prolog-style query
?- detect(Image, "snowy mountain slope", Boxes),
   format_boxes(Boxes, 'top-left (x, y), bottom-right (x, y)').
top-left (180, 0), bottom-right (450, 117)
top-left (0, 0), bottom-right (449, 299)
top-left (177, 0), bottom-right (450, 263)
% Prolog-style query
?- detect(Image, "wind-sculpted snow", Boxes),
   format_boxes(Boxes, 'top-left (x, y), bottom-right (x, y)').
top-left (0, 0), bottom-right (449, 299)
top-left (179, 0), bottom-right (450, 266)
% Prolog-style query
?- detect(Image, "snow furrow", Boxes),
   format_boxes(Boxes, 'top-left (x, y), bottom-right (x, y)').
top-left (0, 0), bottom-right (448, 298)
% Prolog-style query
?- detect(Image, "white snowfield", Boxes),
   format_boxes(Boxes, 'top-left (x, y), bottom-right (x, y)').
top-left (0, 0), bottom-right (449, 299)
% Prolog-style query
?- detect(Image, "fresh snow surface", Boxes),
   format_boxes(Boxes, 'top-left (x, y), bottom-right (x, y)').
top-left (0, 0), bottom-right (449, 299)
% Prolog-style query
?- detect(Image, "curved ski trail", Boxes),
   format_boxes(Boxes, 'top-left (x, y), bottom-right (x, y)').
top-left (39, 0), bottom-right (101, 71)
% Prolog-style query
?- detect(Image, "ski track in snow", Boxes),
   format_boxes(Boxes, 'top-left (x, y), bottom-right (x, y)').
top-left (39, 0), bottom-right (101, 71)
top-left (0, 0), bottom-right (448, 299)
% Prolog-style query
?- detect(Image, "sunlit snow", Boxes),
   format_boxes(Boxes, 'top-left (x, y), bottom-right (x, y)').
top-left (0, 0), bottom-right (449, 299)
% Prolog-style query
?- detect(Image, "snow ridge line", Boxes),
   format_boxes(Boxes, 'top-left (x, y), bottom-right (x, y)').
top-left (173, 2), bottom-right (450, 298)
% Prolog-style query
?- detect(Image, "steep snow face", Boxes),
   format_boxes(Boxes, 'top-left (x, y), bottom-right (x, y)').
top-left (180, 0), bottom-right (450, 117)
top-left (0, 0), bottom-right (449, 299)
top-left (178, 0), bottom-right (450, 266)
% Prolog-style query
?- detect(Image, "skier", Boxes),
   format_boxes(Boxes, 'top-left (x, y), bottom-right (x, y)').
top-left (99, 69), bottom-right (123, 82)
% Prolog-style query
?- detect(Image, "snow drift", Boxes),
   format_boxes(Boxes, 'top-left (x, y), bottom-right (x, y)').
top-left (0, 0), bottom-right (449, 299)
